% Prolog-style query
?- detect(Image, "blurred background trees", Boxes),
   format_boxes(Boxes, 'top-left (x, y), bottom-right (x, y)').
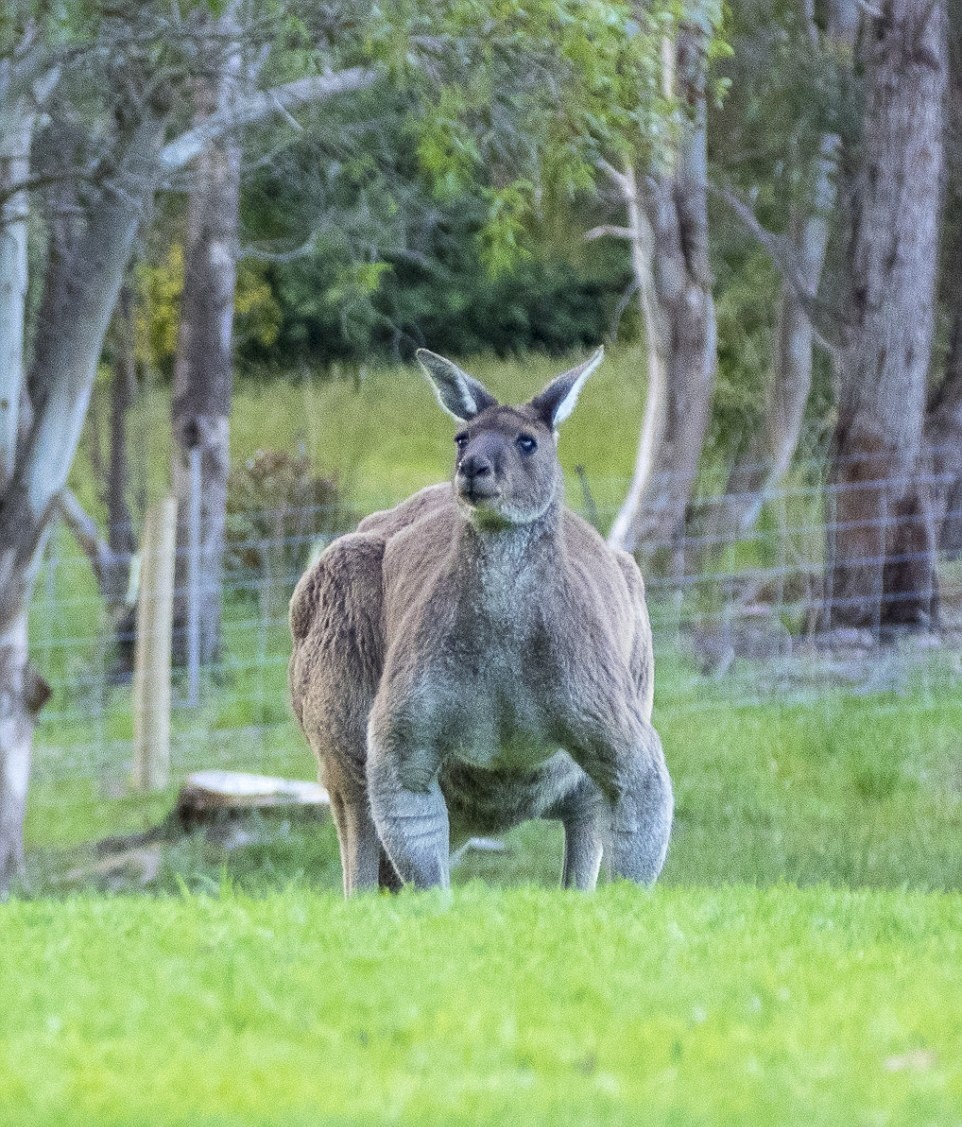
top-left (1, 0), bottom-right (959, 890)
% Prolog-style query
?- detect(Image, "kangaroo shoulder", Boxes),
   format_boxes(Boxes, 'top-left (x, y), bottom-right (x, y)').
top-left (289, 531), bottom-right (385, 644)
top-left (611, 547), bottom-right (646, 603)
top-left (357, 483), bottom-right (453, 539)
top-left (561, 510), bottom-right (638, 594)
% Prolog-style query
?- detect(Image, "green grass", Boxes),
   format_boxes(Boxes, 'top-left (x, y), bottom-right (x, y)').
top-left (10, 350), bottom-right (962, 1124)
top-left (78, 346), bottom-right (655, 515)
top-left (24, 675), bottom-right (962, 896)
top-left (2, 885), bottom-right (960, 1126)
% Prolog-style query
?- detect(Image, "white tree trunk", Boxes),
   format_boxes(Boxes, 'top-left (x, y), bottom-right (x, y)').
top-left (0, 55), bottom-right (59, 488)
top-left (0, 610), bottom-right (47, 893)
top-left (608, 12), bottom-right (717, 556)
top-left (171, 34), bottom-right (243, 665)
top-left (0, 110), bottom-right (31, 489)
top-left (606, 175), bottom-right (668, 550)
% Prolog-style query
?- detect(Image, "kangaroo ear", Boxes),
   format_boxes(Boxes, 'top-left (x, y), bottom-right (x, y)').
top-left (530, 347), bottom-right (604, 429)
top-left (416, 350), bottom-right (499, 421)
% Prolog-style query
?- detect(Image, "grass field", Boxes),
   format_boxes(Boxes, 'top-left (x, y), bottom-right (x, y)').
top-left (2, 885), bottom-right (960, 1126)
top-left (75, 346), bottom-right (655, 516)
top-left (9, 348), bottom-right (962, 1125)
top-left (24, 669), bottom-right (962, 896)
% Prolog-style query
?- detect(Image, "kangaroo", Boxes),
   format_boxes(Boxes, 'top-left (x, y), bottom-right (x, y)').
top-left (289, 348), bottom-right (672, 894)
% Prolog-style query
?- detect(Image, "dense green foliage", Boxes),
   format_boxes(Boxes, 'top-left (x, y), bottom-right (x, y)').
top-left (130, 0), bottom-right (679, 367)
top-left (255, 210), bottom-right (634, 362)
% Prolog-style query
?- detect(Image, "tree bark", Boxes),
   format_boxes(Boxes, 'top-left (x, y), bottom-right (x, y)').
top-left (592, 169), bottom-right (667, 544)
top-left (0, 54), bottom-right (59, 491)
top-left (0, 109), bottom-right (32, 493)
top-left (108, 284), bottom-right (137, 558)
top-left (608, 13), bottom-right (717, 556)
top-left (826, 0), bottom-right (946, 631)
top-left (924, 14), bottom-right (962, 552)
top-left (926, 308), bottom-right (962, 549)
top-left (171, 42), bottom-right (243, 665)
top-left (0, 610), bottom-right (49, 891)
top-left (0, 113), bottom-right (163, 893)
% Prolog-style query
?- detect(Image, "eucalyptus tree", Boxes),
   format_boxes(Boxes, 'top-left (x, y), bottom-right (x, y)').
top-left (826, 0), bottom-right (946, 630)
top-left (0, 0), bottom-right (379, 892)
top-left (706, 0), bottom-right (858, 540)
top-left (605, 0), bottom-right (723, 556)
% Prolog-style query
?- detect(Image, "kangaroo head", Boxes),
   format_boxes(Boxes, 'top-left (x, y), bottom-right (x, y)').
top-left (416, 348), bottom-right (604, 527)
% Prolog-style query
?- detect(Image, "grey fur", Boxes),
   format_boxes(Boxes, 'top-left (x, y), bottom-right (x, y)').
top-left (289, 350), bottom-right (672, 895)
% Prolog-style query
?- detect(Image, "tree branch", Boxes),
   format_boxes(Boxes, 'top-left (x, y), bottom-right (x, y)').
top-left (711, 183), bottom-right (843, 352)
top-left (56, 489), bottom-right (133, 604)
top-left (0, 164), bottom-right (100, 206)
top-left (585, 224), bottom-right (637, 241)
top-left (56, 489), bottom-right (112, 580)
top-left (595, 158), bottom-right (635, 201)
top-left (159, 66), bottom-right (379, 172)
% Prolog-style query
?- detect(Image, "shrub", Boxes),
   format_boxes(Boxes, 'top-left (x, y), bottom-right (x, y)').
top-left (225, 449), bottom-right (351, 600)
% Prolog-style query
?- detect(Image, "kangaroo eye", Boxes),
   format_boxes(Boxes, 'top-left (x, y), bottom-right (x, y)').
top-left (517, 434), bottom-right (537, 455)
top-left (454, 433), bottom-right (468, 449)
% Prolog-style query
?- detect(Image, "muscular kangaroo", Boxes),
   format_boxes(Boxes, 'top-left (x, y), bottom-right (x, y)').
top-left (289, 348), bottom-right (672, 894)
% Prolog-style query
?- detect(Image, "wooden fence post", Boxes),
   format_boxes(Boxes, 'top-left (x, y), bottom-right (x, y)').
top-left (185, 445), bottom-right (202, 707)
top-left (132, 496), bottom-right (177, 791)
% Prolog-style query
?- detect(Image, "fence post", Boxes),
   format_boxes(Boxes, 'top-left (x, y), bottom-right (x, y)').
top-left (132, 496), bottom-right (177, 792)
top-left (185, 445), bottom-right (202, 706)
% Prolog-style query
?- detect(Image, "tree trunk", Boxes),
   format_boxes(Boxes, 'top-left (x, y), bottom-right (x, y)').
top-left (826, 0), bottom-right (946, 631)
top-left (0, 109), bottom-right (32, 493)
top-left (608, 14), bottom-right (717, 556)
top-left (108, 284), bottom-right (137, 558)
top-left (171, 50), bottom-right (242, 666)
top-left (0, 609), bottom-right (49, 892)
top-left (598, 171), bottom-right (667, 545)
top-left (924, 23), bottom-right (962, 551)
top-left (712, 149), bottom-right (836, 542)
top-left (926, 310), bottom-right (962, 549)
top-left (0, 57), bottom-right (59, 488)
top-left (709, 0), bottom-right (857, 543)
top-left (0, 114), bottom-right (163, 891)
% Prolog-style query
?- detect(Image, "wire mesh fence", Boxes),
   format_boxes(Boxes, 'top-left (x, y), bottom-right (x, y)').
top-left (27, 451), bottom-right (962, 839)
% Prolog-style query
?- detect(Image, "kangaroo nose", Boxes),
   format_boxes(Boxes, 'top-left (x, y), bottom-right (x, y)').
top-left (460, 453), bottom-right (493, 479)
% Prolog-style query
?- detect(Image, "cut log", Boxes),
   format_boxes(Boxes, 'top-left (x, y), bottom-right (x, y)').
top-left (175, 769), bottom-right (329, 827)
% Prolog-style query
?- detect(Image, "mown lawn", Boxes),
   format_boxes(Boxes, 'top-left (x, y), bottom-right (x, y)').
top-left (11, 348), bottom-right (961, 1125)
top-left (2, 885), bottom-right (960, 1127)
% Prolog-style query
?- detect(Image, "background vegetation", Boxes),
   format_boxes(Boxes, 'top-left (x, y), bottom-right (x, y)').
top-left (2, 1), bottom-right (961, 1123)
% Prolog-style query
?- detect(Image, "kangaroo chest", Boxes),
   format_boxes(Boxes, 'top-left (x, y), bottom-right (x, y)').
top-left (429, 602), bottom-right (563, 770)
top-left (385, 524), bottom-right (574, 771)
